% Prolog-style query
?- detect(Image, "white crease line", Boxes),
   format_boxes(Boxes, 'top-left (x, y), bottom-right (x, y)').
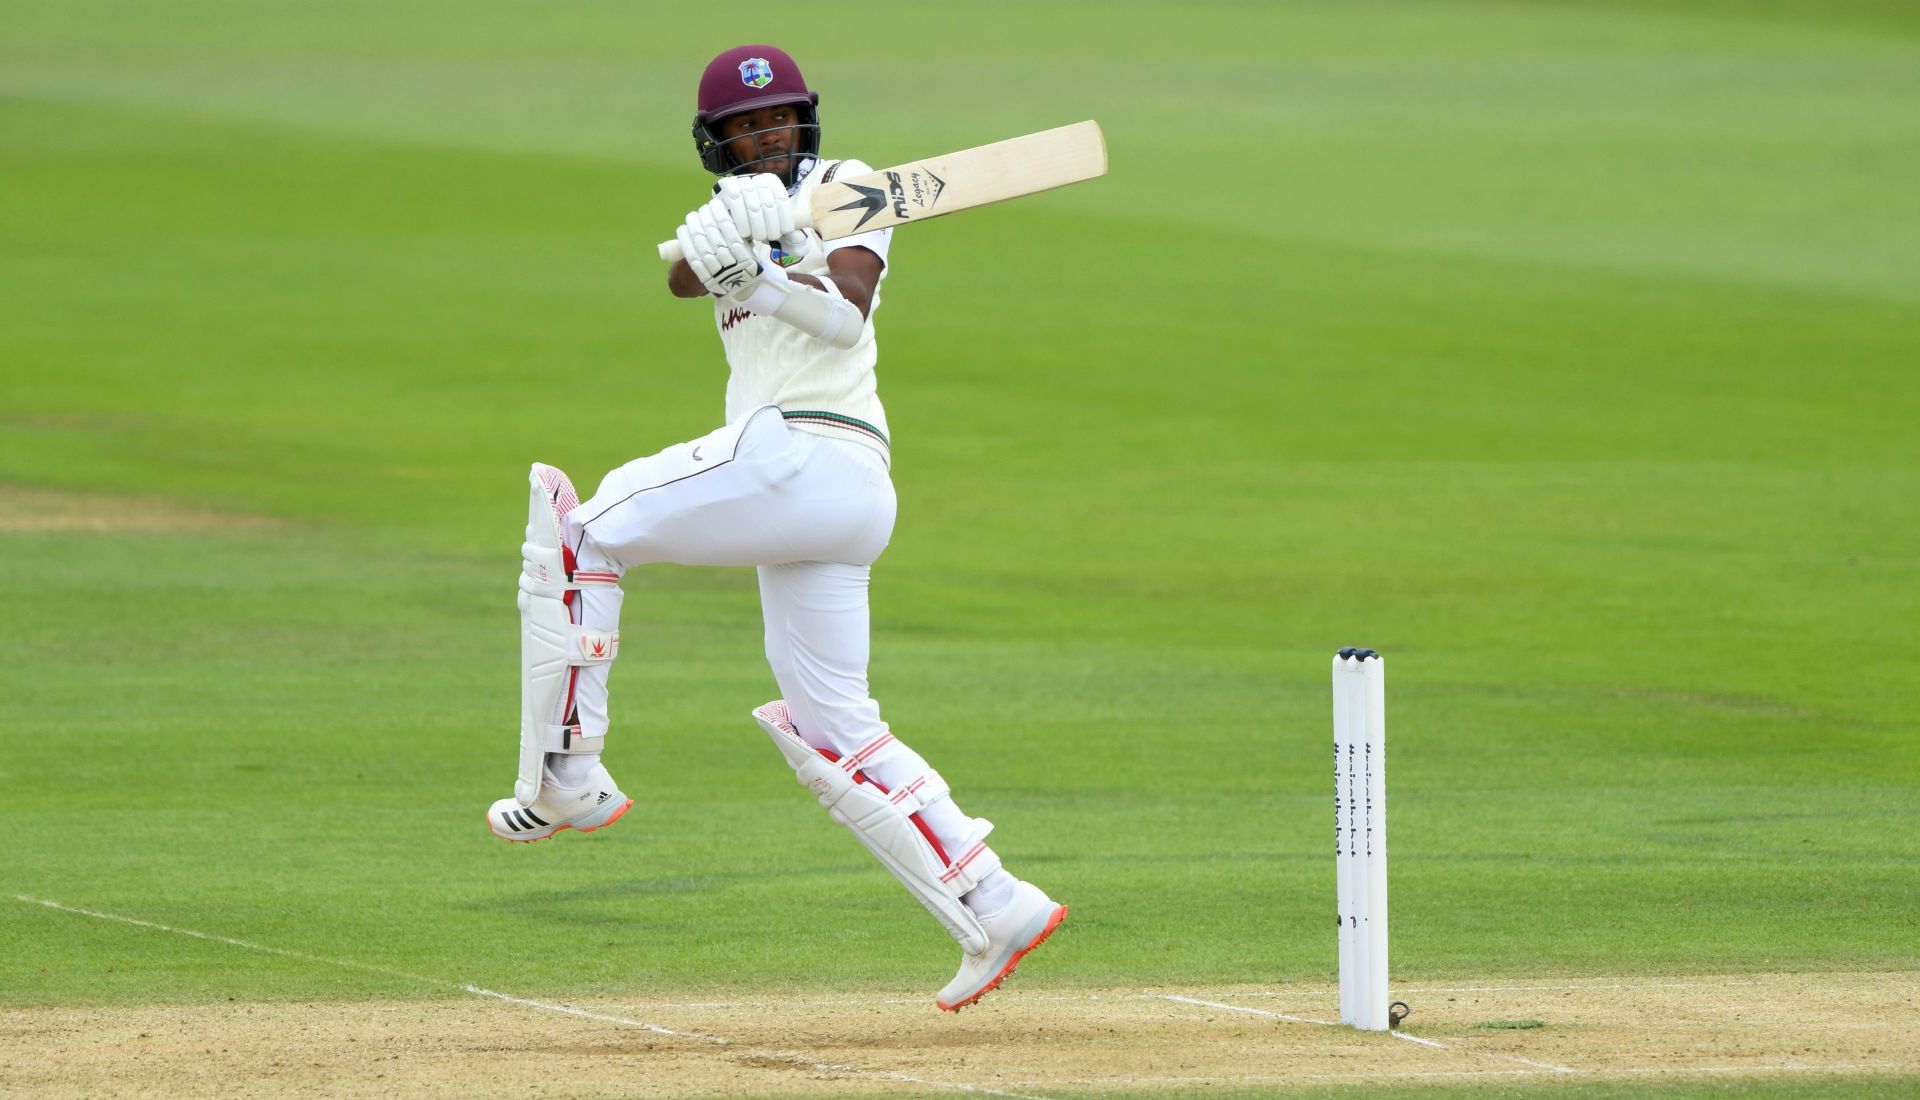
top-left (1505, 1055), bottom-right (1580, 1072)
top-left (465, 984), bottom-right (1047, 1099)
top-left (17, 894), bottom-right (1053, 1100)
top-left (1159, 994), bottom-right (1335, 1026)
top-left (1157, 993), bottom-right (1578, 1075)
top-left (462, 985), bottom-right (726, 1043)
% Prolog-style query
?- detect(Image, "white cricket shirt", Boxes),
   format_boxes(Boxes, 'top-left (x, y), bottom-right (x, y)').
top-left (716, 158), bottom-right (893, 457)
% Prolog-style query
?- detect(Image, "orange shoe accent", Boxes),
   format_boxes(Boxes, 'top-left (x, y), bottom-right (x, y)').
top-left (937, 904), bottom-right (1068, 1013)
top-left (576, 797), bottom-right (634, 833)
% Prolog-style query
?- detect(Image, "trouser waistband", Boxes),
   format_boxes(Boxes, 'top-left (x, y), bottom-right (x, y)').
top-left (781, 409), bottom-right (890, 461)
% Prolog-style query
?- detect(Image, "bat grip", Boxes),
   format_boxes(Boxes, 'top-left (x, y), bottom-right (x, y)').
top-left (654, 198), bottom-right (814, 264)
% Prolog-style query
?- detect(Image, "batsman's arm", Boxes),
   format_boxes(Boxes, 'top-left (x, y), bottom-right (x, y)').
top-left (669, 245), bottom-right (880, 320)
top-left (798, 245), bottom-right (881, 319)
top-left (668, 258), bottom-right (707, 298)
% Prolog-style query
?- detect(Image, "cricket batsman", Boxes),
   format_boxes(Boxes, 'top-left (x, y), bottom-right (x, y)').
top-left (485, 44), bottom-right (1067, 1011)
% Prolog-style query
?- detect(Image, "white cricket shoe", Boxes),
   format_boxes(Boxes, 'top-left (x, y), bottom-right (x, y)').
top-left (487, 763), bottom-right (632, 842)
top-left (936, 880), bottom-right (1068, 1011)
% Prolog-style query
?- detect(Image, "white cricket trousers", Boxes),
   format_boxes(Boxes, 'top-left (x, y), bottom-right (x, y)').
top-left (559, 405), bottom-right (976, 847)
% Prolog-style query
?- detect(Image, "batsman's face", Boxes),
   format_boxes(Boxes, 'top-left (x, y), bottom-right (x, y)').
top-left (718, 105), bottom-right (797, 177)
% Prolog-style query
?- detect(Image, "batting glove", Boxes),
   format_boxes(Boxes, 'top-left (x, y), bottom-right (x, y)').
top-left (713, 173), bottom-right (795, 243)
top-left (675, 205), bottom-right (761, 298)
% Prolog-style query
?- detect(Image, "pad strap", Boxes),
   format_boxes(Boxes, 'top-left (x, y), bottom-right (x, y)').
top-left (522, 545), bottom-right (620, 599)
top-left (834, 731), bottom-right (961, 819)
top-left (837, 730), bottom-right (896, 776)
top-left (939, 837), bottom-right (1003, 896)
top-left (543, 723), bottom-right (605, 755)
top-left (885, 772), bottom-right (948, 815)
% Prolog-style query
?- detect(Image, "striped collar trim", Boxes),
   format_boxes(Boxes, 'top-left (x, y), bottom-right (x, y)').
top-left (781, 409), bottom-right (889, 450)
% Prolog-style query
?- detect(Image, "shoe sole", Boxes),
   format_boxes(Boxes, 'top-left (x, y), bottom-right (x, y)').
top-left (487, 796), bottom-right (633, 843)
top-left (937, 903), bottom-right (1068, 1012)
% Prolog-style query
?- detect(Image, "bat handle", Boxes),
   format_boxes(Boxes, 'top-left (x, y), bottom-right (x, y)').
top-left (654, 198), bottom-right (814, 264)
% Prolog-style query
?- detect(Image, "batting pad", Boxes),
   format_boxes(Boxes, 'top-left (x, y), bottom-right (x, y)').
top-left (754, 701), bottom-right (995, 954)
top-left (515, 463), bottom-right (620, 806)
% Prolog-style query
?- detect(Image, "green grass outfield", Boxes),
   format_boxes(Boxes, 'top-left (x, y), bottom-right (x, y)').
top-left (2, 0), bottom-right (1917, 1095)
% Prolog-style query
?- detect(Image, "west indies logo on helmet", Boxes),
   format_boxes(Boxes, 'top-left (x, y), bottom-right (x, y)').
top-left (738, 57), bottom-right (774, 89)
top-left (691, 44), bottom-right (821, 187)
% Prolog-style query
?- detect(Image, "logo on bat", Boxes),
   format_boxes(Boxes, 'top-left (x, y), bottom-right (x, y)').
top-left (907, 170), bottom-right (946, 210)
top-left (832, 184), bottom-right (890, 230)
top-left (738, 58), bottom-right (774, 89)
top-left (885, 172), bottom-right (911, 217)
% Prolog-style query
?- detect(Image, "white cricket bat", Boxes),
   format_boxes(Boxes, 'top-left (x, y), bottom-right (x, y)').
top-left (657, 120), bottom-right (1106, 262)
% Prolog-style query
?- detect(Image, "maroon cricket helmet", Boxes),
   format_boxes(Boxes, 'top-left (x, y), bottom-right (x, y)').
top-left (691, 44), bottom-right (821, 180)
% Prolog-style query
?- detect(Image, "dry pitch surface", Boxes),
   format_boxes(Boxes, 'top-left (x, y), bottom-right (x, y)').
top-left (5, 972), bottom-right (1912, 1097)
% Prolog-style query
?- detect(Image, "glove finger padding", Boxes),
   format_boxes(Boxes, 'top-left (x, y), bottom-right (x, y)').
top-left (675, 220), bottom-right (713, 288)
top-left (678, 206), bottom-right (760, 297)
top-left (716, 174), bottom-right (795, 242)
top-left (752, 174), bottom-right (795, 238)
top-left (712, 178), bottom-right (754, 240)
